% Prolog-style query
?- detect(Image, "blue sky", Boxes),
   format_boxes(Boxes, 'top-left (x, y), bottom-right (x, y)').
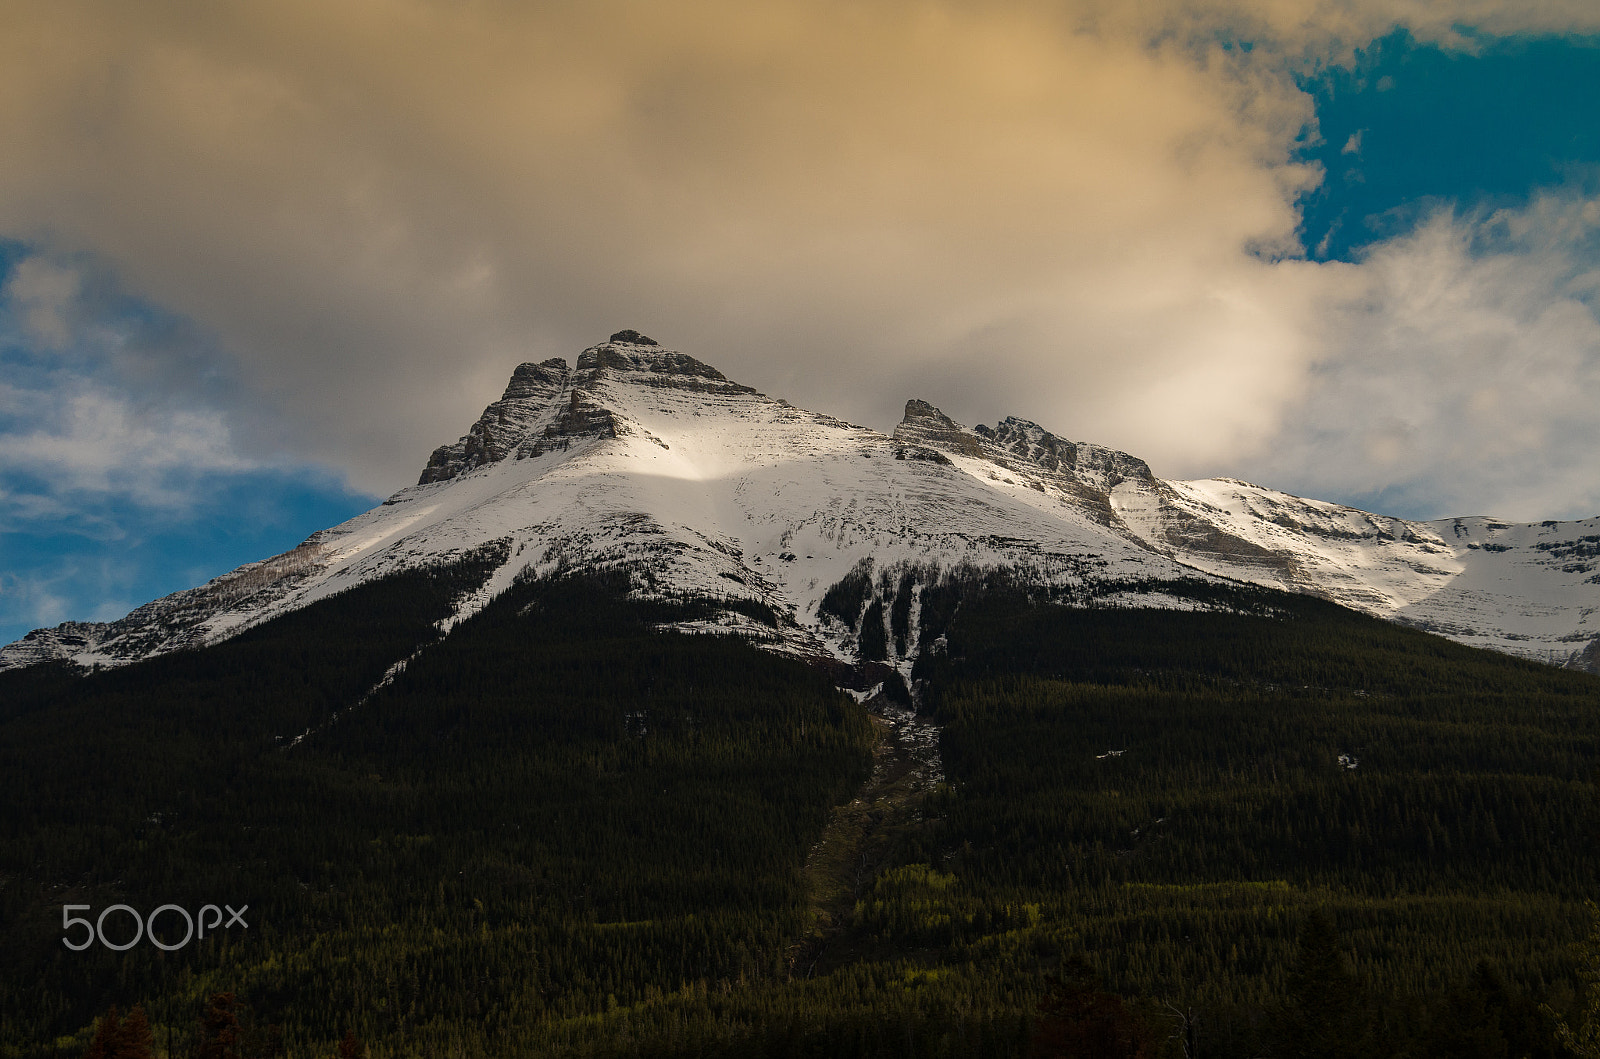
top-left (1271, 28), bottom-right (1600, 519)
top-left (0, 241), bottom-right (377, 642)
top-left (1297, 30), bottom-right (1600, 263)
top-left (3, 4), bottom-right (1600, 645)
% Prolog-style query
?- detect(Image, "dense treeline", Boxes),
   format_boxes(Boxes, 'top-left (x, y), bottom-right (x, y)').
top-left (2, 567), bottom-right (1598, 1056)
top-left (0, 566), bottom-right (876, 1055)
top-left (910, 584), bottom-right (1600, 1051)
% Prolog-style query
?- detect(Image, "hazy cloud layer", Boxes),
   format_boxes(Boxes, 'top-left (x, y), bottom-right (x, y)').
top-left (0, 0), bottom-right (1598, 520)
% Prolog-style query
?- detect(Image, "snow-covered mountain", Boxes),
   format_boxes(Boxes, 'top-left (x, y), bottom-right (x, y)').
top-left (5, 331), bottom-right (1598, 674)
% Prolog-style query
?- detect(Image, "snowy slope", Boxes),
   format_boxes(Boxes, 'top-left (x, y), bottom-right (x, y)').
top-left (0, 333), bottom-right (1204, 673)
top-left (1109, 477), bottom-right (1600, 666)
top-left (5, 331), bottom-right (1598, 674)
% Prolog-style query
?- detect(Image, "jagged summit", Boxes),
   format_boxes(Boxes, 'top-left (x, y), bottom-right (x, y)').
top-left (894, 400), bottom-right (1154, 496)
top-left (894, 399), bottom-right (984, 457)
top-left (419, 358), bottom-right (571, 484)
top-left (608, 329), bottom-right (657, 345)
top-left (420, 335), bottom-right (753, 486)
top-left (5, 333), bottom-right (1599, 675)
top-left (575, 342), bottom-right (747, 388)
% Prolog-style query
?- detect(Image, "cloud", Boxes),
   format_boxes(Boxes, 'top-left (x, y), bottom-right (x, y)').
top-left (0, 563), bottom-right (131, 630)
top-left (1239, 187), bottom-right (1600, 520)
top-left (0, 388), bottom-right (252, 501)
top-left (0, 1), bottom-right (1312, 490)
top-left (0, 0), bottom-right (1597, 509)
top-left (2, 258), bottom-right (79, 348)
top-left (1126, 0), bottom-right (1600, 55)
top-left (0, 569), bottom-right (72, 629)
top-left (0, 257), bottom-right (259, 513)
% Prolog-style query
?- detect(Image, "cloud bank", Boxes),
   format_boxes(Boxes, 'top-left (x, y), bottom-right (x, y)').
top-left (1245, 190), bottom-right (1600, 520)
top-left (0, 0), bottom-right (1597, 526)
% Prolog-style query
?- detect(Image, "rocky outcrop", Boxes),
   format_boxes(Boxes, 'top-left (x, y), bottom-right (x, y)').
top-left (895, 401), bottom-right (1152, 492)
top-left (522, 388), bottom-right (620, 451)
top-left (420, 358), bottom-right (570, 483)
top-left (0, 622), bottom-right (108, 671)
top-left (419, 333), bottom-right (769, 475)
top-left (576, 340), bottom-right (757, 396)
top-left (894, 401), bottom-right (1153, 526)
top-left (895, 400), bottom-right (986, 457)
top-left (1569, 636), bottom-right (1600, 675)
top-left (981, 417), bottom-right (1153, 492)
top-left (608, 329), bottom-right (657, 345)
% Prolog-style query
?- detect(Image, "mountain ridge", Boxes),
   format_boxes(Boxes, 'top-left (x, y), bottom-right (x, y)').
top-left (5, 330), bottom-right (1597, 674)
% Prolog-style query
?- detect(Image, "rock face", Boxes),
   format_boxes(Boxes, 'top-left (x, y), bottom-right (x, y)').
top-left (4, 331), bottom-right (1598, 676)
top-left (575, 343), bottom-right (755, 395)
top-left (608, 329), bottom-right (657, 345)
top-left (420, 358), bottom-right (571, 484)
top-left (983, 418), bottom-right (1153, 494)
top-left (895, 400), bottom-right (986, 457)
top-left (892, 402), bottom-right (1154, 527)
top-left (419, 335), bottom-right (758, 485)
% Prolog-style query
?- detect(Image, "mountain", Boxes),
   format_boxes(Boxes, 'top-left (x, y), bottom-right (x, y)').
top-left (5, 329), bottom-right (1598, 674)
top-left (6, 330), bottom-right (1600, 1056)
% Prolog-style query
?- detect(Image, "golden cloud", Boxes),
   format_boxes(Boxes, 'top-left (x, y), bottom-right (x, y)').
top-left (1, 0), bottom-right (1595, 491)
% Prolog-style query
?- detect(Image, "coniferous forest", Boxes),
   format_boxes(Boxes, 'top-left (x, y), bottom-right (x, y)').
top-left (2, 561), bottom-right (1599, 1057)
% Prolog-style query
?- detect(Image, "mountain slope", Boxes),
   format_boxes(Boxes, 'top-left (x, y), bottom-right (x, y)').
top-left (4, 330), bottom-right (1597, 673)
top-left (1111, 477), bottom-right (1600, 664)
top-left (5, 558), bottom-right (1597, 1056)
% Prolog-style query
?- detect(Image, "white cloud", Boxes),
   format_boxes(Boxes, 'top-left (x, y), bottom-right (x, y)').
top-left (0, 568), bottom-right (71, 628)
top-left (2, 257), bottom-right (80, 348)
top-left (0, 481), bottom-right (114, 536)
top-left (0, 555), bottom-right (139, 633)
top-left (0, 386), bottom-right (254, 507)
top-left (0, 0), bottom-right (1596, 512)
top-left (1239, 188), bottom-right (1600, 520)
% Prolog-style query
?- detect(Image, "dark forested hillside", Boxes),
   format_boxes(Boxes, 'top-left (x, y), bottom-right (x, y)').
top-left (2, 569), bottom-right (1598, 1057)
top-left (913, 586), bottom-right (1600, 1055)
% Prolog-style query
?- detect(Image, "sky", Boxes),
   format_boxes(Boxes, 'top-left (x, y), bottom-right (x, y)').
top-left (3, 0), bottom-right (1600, 645)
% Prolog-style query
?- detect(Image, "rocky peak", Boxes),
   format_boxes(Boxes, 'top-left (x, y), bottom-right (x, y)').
top-left (900, 399), bottom-right (956, 429)
top-left (418, 358), bottom-right (572, 484)
top-left (577, 345), bottom-right (729, 379)
top-left (893, 399), bottom-right (985, 457)
top-left (608, 329), bottom-right (657, 345)
top-left (502, 358), bottom-right (570, 399)
top-left (983, 417), bottom-right (1153, 492)
top-left (978, 418), bottom-right (1073, 469)
top-left (575, 334), bottom-right (756, 396)
top-left (419, 336), bottom-right (766, 486)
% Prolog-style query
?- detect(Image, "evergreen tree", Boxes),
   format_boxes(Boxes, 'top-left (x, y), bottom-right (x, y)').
top-left (1273, 910), bottom-right (1370, 1059)
top-left (114, 1006), bottom-right (153, 1059)
top-left (197, 994), bottom-right (243, 1059)
top-left (82, 1008), bottom-right (119, 1059)
top-left (1546, 901), bottom-right (1600, 1059)
top-left (1030, 957), bottom-right (1156, 1058)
